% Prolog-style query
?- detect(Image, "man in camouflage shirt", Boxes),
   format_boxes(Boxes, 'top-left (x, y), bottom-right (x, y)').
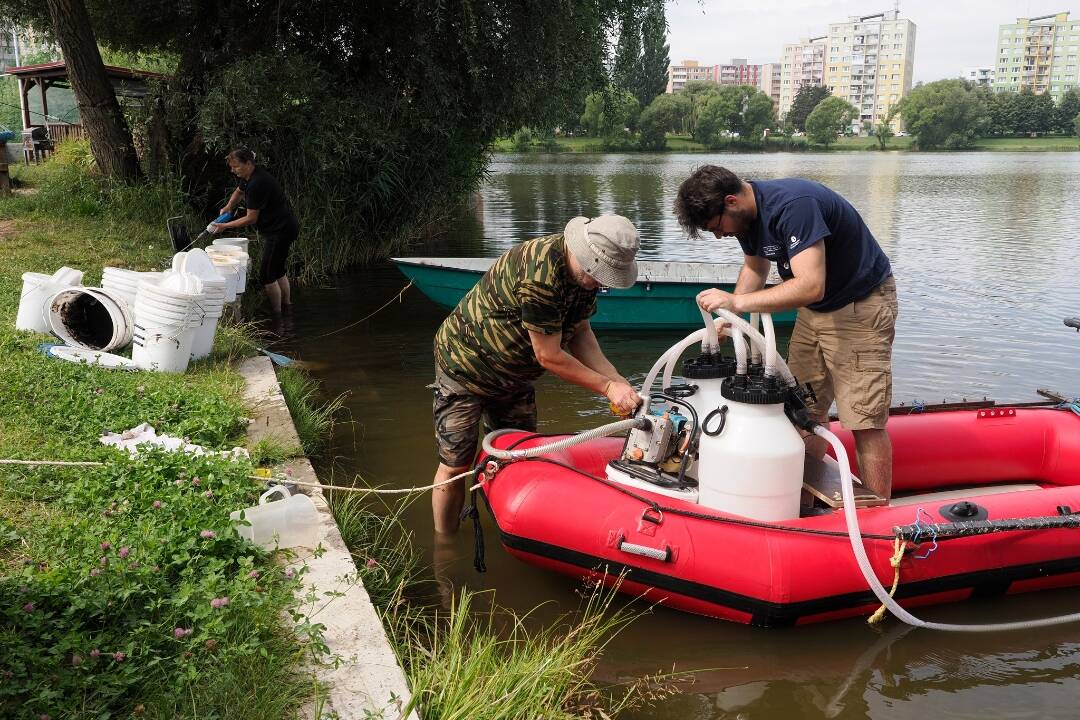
top-left (431, 214), bottom-right (643, 533)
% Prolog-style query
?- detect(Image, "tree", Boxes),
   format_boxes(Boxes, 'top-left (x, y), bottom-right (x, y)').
top-left (805, 96), bottom-right (856, 148)
top-left (580, 87), bottom-right (640, 148)
top-left (0, 0), bottom-right (655, 274)
top-left (612, 6), bottom-right (641, 96)
top-left (899, 79), bottom-right (987, 149)
top-left (637, 92), bottom-right (689, 150)
top-left (1055, 88), bottom-right (1080, 135)
top-left (787, 84), bottom-right (832, 132)
top-left (1012, 88), bottom-right (1055, 135)
top-left (1074, 112), bottom-right (1080, 138)
top-left (872, 105), bottom-right (900, 150)
top-left (679, 81), bottom-right (721, 139)
top-left (636, 0), bottom-right (669, 108)
top-left (43, 0), bottom-right (142, 181)
top-left (695, 85), bottom-right (776, 148)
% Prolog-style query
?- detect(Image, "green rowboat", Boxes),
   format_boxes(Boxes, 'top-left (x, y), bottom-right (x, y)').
top-left (392, 257), bottom-right (796, 330)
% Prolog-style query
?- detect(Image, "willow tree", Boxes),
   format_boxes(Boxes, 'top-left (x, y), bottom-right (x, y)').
top-left (40, 0), bottom-right (142, 180)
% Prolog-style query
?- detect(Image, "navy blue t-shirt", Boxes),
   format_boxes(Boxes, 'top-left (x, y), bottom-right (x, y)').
top-left (737, 179), bottom-right (892, 312)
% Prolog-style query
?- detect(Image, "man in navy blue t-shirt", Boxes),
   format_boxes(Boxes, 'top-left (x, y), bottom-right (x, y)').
top-left (674, 165), bottom-right (898, 499)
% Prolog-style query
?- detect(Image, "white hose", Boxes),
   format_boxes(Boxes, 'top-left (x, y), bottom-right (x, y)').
top-left (749, 313), bottom-right (762, 365)
top-left (482, 418), bottom-right (645, 460)
top-left (815, 424), bottom-right (1080, 632)
top-left (731, 324), bottom-right (748, 375)
top-left (699, 307), bottom-right (720, 353)
top-left (712, 309), bottom-right (797, 386)
top-left (760, 313), bottom-right (778, 377)
top-left (644, 328), bottom-right (705, 398)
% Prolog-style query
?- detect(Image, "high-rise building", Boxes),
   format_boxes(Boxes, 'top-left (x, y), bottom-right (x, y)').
top-left (993, 12), bottom-right (1080, 100)
top-left (822, 11), bottom-right (916, 133)
top-left (778, 37), bottom-right (826, 117)
top-left (759, 62), bottom-right (782, 105)
top-left (666, 60), bottom-right (717, 93)
top-left (718, 59), bottom-right (762, 86)
top-left (962, 67), bottom-right (996, 86)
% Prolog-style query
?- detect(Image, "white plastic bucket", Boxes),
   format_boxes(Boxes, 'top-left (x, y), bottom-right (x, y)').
top-left (16, 272), bottom-right (56, 332)
top-left (190, 315), bottom-right (220, 361)
top-left (230, 486), bottom-right (321, 549)
top-left (212, 237), bottom-right (251, 254)
top-left (131, 318), bottom-right (197, 373)
top-left (46, 287), bottom-right (133, 352)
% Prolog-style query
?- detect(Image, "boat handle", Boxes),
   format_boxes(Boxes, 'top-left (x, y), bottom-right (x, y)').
top-left (617, 536), bottom-right (671, 562)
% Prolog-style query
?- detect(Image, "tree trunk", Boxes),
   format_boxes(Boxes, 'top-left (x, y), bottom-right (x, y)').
top-left (44, 0), bottom-right (142, 181)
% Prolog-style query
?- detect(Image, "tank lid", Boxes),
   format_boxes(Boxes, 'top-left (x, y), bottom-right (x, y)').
top-left (720, 374), bottom-right (786, 404)
top-left (682, 353), bottom-right (737, 380)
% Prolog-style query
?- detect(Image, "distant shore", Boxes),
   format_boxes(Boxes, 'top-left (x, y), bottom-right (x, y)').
top-left (492, 135), bottom-right (1080, 153)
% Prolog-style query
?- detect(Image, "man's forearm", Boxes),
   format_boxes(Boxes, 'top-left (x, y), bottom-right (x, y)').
top-left (568, 331), bottom-right (621, 381)
top-left (732, 277), bottom-right (821, 314)
top-left (540, 350), bottom-right (613, 395)
top-left (734, 264), bottom-right (768, 295)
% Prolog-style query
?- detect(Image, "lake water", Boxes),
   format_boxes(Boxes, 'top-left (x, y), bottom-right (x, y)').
top-left (286, 152), bottom-right (1080, 719)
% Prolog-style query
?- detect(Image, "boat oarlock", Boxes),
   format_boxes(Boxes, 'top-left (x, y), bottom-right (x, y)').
top-left (477, 305), bottom-right (1080, 630)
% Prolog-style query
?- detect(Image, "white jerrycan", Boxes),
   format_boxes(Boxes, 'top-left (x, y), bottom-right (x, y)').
top-left (230, 485), bottom-right (322, 549)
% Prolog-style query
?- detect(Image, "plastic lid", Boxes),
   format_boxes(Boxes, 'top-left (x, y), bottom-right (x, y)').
top-left (720, 375), bottom-right (786, 404)
top-left (180, 249), bottom-right (222, 283)
top-left (682, 353), bottom-right (738, 380)
top-left (49, 345), bottom-right (138, 370)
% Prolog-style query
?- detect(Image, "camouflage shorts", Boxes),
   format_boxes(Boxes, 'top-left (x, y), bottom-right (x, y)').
top-left (430, 365), bottom-right (537, 467)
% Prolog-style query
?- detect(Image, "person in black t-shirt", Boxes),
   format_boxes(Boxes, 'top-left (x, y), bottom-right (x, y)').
top-left (211, 148), bottom-right (300, 314)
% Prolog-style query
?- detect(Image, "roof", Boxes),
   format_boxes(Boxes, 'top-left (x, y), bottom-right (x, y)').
top-left (4, 60), bottom-right (167, 82)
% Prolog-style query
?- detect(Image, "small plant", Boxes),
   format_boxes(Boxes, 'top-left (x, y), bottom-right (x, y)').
top-left (277, 366), bottom-right (348, 457)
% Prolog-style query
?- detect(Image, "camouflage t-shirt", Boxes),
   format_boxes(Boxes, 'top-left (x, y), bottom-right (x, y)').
top-left (434, 234), bottom-right (598, 397)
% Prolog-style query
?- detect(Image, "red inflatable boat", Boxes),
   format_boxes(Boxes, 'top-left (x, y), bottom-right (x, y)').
top-left (479, 405), bottom-right (1080, 627)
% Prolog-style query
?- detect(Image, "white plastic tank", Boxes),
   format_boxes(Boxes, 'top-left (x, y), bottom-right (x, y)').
top-left (695, 376), bottom-right (805, 521)
top-left (676, 353), bottom-right (735, 481)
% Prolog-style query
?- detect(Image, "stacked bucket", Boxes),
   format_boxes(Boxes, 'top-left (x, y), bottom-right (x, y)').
top-left (14, 242), bottom-right (254, 374)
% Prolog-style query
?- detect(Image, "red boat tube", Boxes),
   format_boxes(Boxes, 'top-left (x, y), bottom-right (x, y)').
top-left (478, 407), bottom-right (1080, 627)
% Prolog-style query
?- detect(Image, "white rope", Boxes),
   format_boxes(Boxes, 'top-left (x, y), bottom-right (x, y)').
top-left (2, 458), bottom-right (482, 495)
top-left (0, 459), bottom-right (104, 467)
top-left (269, 468), bottom-right (484, 495)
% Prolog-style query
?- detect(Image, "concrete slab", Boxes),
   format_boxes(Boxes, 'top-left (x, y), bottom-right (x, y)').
top-left (239, 356), bottom-right (419, 720)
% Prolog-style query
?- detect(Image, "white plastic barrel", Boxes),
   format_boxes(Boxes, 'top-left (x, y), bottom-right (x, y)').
top-left (230, 486), bottom-right (321, 549)
top-left (46, 287), bottom-right (133, 352)
top-left (212, 237), bottom-right (251, 254)
top-left (695, 396), bottom-right (806, 521)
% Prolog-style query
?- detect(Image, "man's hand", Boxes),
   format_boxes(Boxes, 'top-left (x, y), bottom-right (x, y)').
top-left (713, 319), bottom-right (731, 339)
top-left (208, 223), bottom-right (223, 234)
top-left (218, 206), bottom-right (232, 217)
top-left (605, 380), bottom-right (642, 416)
top-left (697, 287), bottom-right (737, 314)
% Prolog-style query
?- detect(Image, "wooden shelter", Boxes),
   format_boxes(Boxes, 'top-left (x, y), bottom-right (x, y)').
top-left (3, 61), bottom-right (166, 161)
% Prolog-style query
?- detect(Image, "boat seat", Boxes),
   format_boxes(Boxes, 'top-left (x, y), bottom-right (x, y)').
top-left (802, 454), bottom-right (887, 509)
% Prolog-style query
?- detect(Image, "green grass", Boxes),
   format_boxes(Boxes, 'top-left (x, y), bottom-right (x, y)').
top-left (276, 366), bottom-right (348, 457)
top-left (327, 493), bottom-right (681, 719)
top-left (0, 157), bottom-right (316, 718)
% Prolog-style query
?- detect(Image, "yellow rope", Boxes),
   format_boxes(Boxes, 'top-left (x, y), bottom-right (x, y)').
top-left (868, 536), bottom-right (906, 624)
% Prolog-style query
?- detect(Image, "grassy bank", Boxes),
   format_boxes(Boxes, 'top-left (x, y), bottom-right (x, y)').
top-left (493, 133), bottom-right (1080, 153)
top-left (328, 494), bottom-right (679, 719)
top-left (0, 158), bottom-right (318, 718)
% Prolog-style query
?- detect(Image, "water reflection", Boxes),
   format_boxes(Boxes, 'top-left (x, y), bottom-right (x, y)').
top-left (290, 152), bottom-right (1080, 720)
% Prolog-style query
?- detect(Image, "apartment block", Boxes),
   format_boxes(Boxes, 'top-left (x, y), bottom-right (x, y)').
top-left (822, 11), bottom-right (916, 133)
top-left (666, 60), bottom-right (717, 93)
top-left (962, 67), bottom-right (996, 86)
top-left (719, 59), bottom-right (761, 86)
top-left (759, 62), bottom-right (782, 104)
top-left (994, 12), bottom-right (1080, 100)
top-left (778, 37), bottom-right (826, 117)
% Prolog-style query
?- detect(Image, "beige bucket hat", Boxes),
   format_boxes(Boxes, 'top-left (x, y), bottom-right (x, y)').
top-left (564, 215), bottom-right (640, 289)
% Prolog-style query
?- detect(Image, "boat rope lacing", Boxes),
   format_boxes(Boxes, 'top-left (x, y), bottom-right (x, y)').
top-left (868, 536), bottom-right (908, 624)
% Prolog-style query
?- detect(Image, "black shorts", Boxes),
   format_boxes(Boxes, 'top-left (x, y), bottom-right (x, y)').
top-left (259, 225), bottom-right (298, 285)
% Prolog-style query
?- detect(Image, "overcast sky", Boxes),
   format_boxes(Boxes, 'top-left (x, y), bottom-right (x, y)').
top-left (666, 0), bottom-right (1071, 83)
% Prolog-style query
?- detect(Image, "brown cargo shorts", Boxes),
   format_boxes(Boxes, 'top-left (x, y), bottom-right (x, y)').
top-left (430, 365), bottom-right (538, 468)
top-left (787, 276), bottom-right (898, 431)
